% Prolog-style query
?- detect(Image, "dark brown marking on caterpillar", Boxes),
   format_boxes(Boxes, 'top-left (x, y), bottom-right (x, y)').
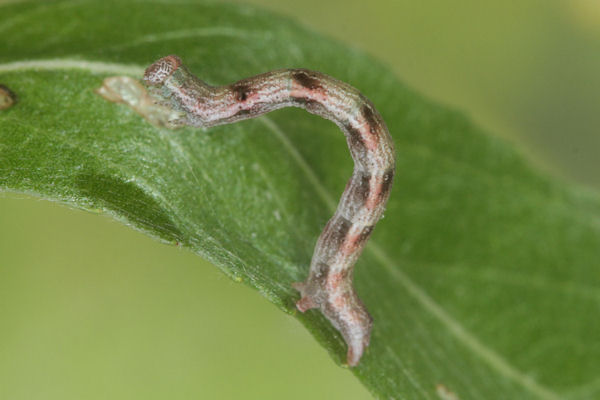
top-left (231, 82), bottom-right (251, 102)
top-left (313, 262), bottom-right (331, 286)
top-left (290, 96), bottom-right (316, 106)
top-left (233, 109), bottom-right (252, 117)
top-left (378, 168), bottom-right (395, 201)
top-left (142, 55), bottom-right (395, 366)
top-left (344, 123), bottom-right (371, 167)
top-left (345, 123), bottom-right (365, 147)
top-left (353, 171), bottom-right (372, 203)
top-left (292, 69), bottom-right (323, 90)
top-left (318, 215), bottom-right (353, 263)
top-left (361, 103), bottom-right (379, 134)
top-left (0, 84), bottom-right (17, 110)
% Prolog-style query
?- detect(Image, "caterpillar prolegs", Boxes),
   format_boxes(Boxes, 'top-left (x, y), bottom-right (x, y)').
top-left (143, 56), bottom-right (395, 366)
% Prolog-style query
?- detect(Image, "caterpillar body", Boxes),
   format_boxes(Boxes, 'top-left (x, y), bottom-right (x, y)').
top-left (144, 56), bottom-right (395, 366)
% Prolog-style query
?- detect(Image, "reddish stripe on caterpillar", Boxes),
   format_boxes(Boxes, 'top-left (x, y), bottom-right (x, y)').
top-left (144, 55), bottom-right (395, 366)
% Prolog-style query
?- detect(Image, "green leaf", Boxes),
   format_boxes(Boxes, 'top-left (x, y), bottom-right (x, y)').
top-left (1, 1), bottom-right (599, 398)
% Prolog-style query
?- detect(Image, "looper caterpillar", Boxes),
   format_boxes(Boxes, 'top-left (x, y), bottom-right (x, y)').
top-left (143, 55), bottom-right (395, 366)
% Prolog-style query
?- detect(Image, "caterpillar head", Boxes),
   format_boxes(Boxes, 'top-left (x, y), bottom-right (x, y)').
top-left (143, 55), bottom-right (182, 86)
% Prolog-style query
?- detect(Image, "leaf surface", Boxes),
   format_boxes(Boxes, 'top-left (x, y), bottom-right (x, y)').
top-left (1, 1), bottom-right (599, 399)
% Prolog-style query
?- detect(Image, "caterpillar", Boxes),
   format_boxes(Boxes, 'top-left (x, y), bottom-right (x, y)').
top-left (143, 55), bottom-right (395, 366)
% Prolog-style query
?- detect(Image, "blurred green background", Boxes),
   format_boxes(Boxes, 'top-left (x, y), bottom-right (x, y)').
top-left (1, 1), bottom-right (598, 399)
